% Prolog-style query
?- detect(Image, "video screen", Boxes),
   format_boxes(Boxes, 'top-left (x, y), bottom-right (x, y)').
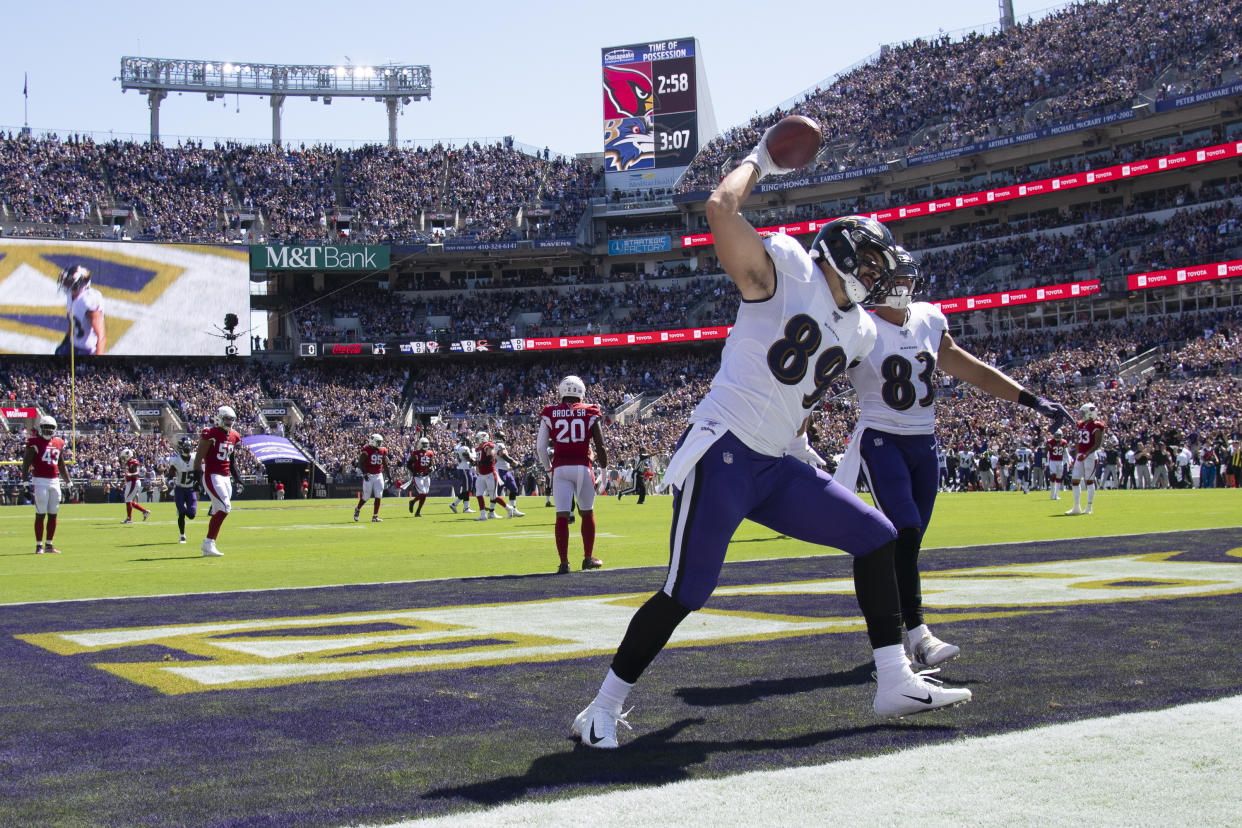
top-left (0, 240), bottom-right (250, 356)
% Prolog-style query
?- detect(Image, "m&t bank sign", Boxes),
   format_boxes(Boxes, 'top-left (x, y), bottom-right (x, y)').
top-left (250, 245), bottom-right (390, 271)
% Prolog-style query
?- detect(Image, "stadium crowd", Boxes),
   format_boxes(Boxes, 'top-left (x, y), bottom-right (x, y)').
top-left (676, 0), bottom-right (1242, 191)
top-left (5, 303), bottom-right (1242, 505)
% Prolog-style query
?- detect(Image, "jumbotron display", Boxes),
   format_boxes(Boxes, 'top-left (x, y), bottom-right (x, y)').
top-left (601, 37), bottom-right (708, 192)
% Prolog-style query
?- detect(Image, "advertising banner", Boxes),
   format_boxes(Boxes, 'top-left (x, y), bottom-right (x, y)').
top-left (1127, 259), bottom-right (1242, 290)
top-left (0, 240), bottom-right (250, 356)
top-left (249, 245), bottom-right (390, 271)
top-left (608, 235), bottom-right (672, 256)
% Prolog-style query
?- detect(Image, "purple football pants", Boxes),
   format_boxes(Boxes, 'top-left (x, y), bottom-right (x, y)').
top-left (664, 430), bottom-right (896, 610)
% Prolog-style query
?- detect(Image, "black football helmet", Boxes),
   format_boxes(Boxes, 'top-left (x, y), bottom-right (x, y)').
top-left (177, 436), bottom-right (194, 458)
top-left (879, 245), bottom-right (924, 310)
top-left (58, 265), bottom-right (92, 294)
top-left (808, 216), bottom-right (898, 306)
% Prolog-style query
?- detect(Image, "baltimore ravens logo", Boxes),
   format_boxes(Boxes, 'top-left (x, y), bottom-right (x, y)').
top-left (603, 116), bottom-right (654, 172)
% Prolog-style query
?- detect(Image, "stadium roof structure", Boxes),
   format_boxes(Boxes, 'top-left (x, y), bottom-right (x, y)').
top-left (118, 56), bottom-right (432, 148)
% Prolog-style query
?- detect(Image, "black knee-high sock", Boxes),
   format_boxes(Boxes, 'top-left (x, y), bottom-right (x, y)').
top-left (852, 540), bottom-right (904, 649)
top-left (894, 527), bottom-right (924, 631)
top-left (610, 591), bottom-right (692, 684)
top-left (178, 514), bottom-right (186, 534)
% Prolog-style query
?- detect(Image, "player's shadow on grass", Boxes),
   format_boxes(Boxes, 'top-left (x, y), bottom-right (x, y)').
top-left (674, 662), bottom-right (875, 707)
top-left (423, 716), bottom-right (953, 808)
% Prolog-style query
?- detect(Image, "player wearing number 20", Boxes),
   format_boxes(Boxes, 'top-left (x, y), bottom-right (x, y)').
top-left (574, 124), bottom-right (975, 750)
top-left (838, 246), bottom-right (1075, 670)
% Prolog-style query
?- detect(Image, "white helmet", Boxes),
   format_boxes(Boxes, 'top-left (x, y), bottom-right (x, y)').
top-left (417, 437), bottom-right (430, 448)
top-left (38, 414), bottom-right (57, 438)
top-left (120, 448), bottom-right (134, 461)
top-left (475, 431), bottom-right (489, 443)
top-left (215, 405), bottom-right (237, 429)
top-left (369, 433), bottom-right (384, 447)
top-left (558, 375), bottom-right (586, 400)
top-left (1080, 402), bottom-right (1099, 421)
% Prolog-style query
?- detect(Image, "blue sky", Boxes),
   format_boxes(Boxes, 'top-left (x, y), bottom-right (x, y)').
top-left (2, 1), bottom-right (1059, 155)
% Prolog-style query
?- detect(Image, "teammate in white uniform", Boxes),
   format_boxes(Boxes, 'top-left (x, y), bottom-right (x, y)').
top-left (449, 440), bottom-right (476, 514)
top-left (57, 265), bottom-right (107, 356)
top-left (839, 246), bottom-right (1074, 672)
top-left (574, 123), bottom-right (973, 751)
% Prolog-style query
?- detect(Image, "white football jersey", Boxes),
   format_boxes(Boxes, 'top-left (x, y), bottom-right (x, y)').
top-left (690, 233), bottom-right (877, 457)
top-left (454, 443), bottom-right (475, 469)
top-left (1015, 447), bottom-right (1033, 470)
top-left (168, 454), bottom-right (197, 488)
top-left (494, 441), bottom-right (511, 471)
top-left (67, 287), bottom-right (105, 353)
top-left (848, 301), bottom-right (946, 435)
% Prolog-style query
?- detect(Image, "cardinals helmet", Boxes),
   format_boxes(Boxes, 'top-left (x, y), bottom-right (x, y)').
top-left (369, 433), bottom-right (384, 448)
top-left (1080, 402), bottom-right (1099, 421)
top-left (38, 415), bottom-right (57, 438)
top-left (557, 375), bottom-right (586, 400)
top-left (215, 406), bottom-right (237, 429)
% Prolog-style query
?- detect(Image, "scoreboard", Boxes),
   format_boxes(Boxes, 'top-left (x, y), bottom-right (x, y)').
top-left (602, 38), bottom-right (710, 192)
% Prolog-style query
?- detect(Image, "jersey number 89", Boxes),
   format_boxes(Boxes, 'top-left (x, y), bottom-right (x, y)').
top-left (766, 314), bottom-right (848, 410)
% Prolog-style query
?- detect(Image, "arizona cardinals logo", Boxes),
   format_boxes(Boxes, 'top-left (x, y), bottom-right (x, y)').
top-left (603, 117), bottom-right (654, 172)
top-left (603, 65), bottom-right (656, 118)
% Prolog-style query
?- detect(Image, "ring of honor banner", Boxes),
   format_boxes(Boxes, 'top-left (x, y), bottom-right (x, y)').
top-left (0, 240), bottom-right (250, 356)
top-left (602, 38), bottom-right (703, 192)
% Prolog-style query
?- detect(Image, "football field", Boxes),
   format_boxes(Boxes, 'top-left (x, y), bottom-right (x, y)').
top-left (2, 491), bottom-right (1241, 825)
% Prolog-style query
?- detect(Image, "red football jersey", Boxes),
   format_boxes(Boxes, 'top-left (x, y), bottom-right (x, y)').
top-left (1075, 420), bottom-right (1105, 458)
top-left (360, 445), bottom-right (388, 475)
top-left (27, 435), bottom-right (65, 479)
top-left (125, 457), bottom-right (141, 482)
top-left (1046, 438), bottom-right (1066, 462)
top-left (201, 426), bottom-right (241, 476)
top-left (540, 401), bottom-right (601, 468)
top-left (407, 449), bottom-right (434, 475)
top-left (475, 441), bottom-right (496, 475)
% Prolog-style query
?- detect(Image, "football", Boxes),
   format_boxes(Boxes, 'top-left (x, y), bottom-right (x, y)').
top-left (764, 115), bottom-right (823, 170)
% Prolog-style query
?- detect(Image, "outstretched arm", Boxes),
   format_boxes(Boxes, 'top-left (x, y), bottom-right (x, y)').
top-left (938, 333), bottom-right (1074, 429)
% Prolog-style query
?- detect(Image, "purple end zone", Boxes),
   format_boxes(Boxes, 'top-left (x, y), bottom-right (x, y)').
top-left (0, 527), bottom-right (1239, 826)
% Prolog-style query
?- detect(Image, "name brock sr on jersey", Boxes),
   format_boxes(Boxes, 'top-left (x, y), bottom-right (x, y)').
top-left (551, 408), bottom-right (592, 418)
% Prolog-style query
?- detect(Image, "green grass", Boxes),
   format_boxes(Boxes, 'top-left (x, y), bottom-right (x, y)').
top-left (0, 488), bottom-right (1235, 604)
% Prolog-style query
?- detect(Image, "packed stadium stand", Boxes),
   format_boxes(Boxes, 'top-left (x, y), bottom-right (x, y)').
top-left (4, 0), bottom-right (1242, 501)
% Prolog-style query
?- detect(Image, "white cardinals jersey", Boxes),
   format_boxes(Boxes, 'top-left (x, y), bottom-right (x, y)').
top-left (690, 233), bottom-right (877, 457)
top-left (848, 302), bottom-right (946, 435)
top-left (68, 286), bottom-right (105, 353)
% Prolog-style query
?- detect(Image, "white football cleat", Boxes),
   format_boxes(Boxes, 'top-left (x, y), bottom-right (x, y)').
top-left (449, 501), bottom-right (459, 514)
top-left (474, 512), bottom-right (489, 521)
top-left (874, 670), bottom-right (971, 717)
top-left (508, 507), bottom-right (525, 518)
top-left (201, 539), bottom-right (223, 557)
top-left (179, 535), bottom-right (186, 544)
top-left (572, 703), bottom-right (632, 749)
top-left (1065, 506), bottom-right (1083, 516)
top-left (909, 633), bottom-right (960, 671)
top-left (1084, 506), bottom-right (1093, 515)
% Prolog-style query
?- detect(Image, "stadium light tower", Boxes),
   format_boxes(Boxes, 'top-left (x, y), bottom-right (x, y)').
top-left (119, 57), bottom-right (432, 147)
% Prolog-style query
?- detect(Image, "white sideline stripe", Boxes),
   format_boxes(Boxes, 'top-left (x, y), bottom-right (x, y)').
top-left (381, 695), bottom-right (1242, 827)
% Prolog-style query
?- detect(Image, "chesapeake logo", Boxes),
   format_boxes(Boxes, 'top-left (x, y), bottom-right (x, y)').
top-left (16, 550), bottom-right (1242, 694)
top-left (251, 244), bottom-right (390, 271)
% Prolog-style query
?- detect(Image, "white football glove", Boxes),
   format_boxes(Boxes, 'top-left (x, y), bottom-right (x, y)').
top-left (742, 124), bottom-right (797, 181)
top-left (785, 432), bottom-right (826, 469)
